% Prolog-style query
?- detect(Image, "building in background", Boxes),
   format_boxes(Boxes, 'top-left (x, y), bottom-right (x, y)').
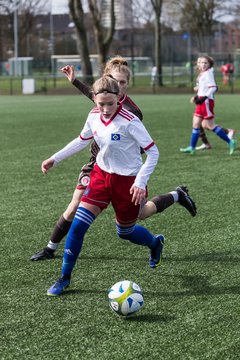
top-left (102, 0), bottom-right (133, 30)
top-left (1, 0), bottom-right (240, 75)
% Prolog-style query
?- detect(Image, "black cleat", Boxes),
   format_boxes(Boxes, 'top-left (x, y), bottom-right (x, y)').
top-left (30, 247), bottom-right (55, 261)
top-left (176, 185), bottom-right (197, 217)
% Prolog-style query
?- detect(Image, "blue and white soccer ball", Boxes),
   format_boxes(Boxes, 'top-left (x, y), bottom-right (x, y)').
top-left (108, 280), bottom-right (144, 317)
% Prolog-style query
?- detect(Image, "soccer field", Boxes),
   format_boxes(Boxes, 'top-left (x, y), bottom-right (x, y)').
top-left (1, 94), bottom-right (239, 360)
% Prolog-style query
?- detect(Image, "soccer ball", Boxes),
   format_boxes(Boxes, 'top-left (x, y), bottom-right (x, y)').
top-left (108, 280), bottom-right (144, 317)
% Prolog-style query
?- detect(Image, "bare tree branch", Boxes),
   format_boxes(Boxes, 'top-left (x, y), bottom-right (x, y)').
top-left (88, 0), bottom-right (115, 68)
top-left (68, 0), bottom-right (93, 83)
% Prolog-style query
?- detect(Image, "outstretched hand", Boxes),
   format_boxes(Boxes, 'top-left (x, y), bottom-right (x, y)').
top-left (61, 65), bottom-right (75, 83)
top-left (41, 158), bottom-right (55, 174)
top-left (130, 185), bottom-right (146, 206)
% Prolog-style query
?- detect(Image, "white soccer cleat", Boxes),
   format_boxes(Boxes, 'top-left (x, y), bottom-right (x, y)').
top-left (228, 129), bottom-right (235, 140)
top-left (195, 143), bottom-right (212, 151)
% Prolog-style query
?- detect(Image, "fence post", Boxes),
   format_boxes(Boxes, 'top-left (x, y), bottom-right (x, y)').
top-left (229, 74), bottom-right (234, 94)
top-left (151, 82), bottom-right (156, 94)
top-left (44, 77), bottom-right (47, 94)
top-left (53, 74), bottom-right (56, 88)
top-left (10, 77), bottom-right (13, 95)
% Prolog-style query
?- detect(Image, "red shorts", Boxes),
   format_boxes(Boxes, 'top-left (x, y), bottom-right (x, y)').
top-left (81, 164), bottom-right (147, 224)
top-left (194, 98), bottom-right (214, 120)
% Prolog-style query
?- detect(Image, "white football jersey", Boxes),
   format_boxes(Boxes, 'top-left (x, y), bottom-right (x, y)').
top-left (80, 104), bottom-right (155, 176)
top-left (51, 104), bottom-right (159, 189)
top-left (198, 68), bottom-right (217, 99)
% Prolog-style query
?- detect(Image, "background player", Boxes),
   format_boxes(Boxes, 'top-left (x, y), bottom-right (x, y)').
top-left (180, 56), bottom-right (236, 155)
top-left (194, 57), bottom-right (235, 151)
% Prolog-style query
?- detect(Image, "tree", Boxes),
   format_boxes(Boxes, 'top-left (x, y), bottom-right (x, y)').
top-left (229, 1), bottom-right (240, 25)
top-left (150, 0), bottom-right (163, 86)
top-left (0, 0), bottom-right (48, 59)
top-left (132, 0), bottom-right (154, 27)
top-left (88, 0), bottom-right (115, 69)
top-left (169, 0), bottom-right (227, 52)
top-left (68, 0), bottom-right (116, 83)
top-left (68, 0), bottom-right (93, 84)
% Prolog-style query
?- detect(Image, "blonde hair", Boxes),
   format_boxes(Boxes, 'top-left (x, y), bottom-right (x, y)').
top-left (103, 56), bottom-right (131, 82)
top-left (197, 55), bottom-right (214, 69)
top-left (92, 76), bottom-right (119, 95)
top-left (195, 57), bottom-right (202, 72)
top-left (202, 55), bottom-right (214, 68)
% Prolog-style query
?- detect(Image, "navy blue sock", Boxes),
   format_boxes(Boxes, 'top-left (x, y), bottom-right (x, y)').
top-left (116, 224), bottom-right (157, 249)
top-left (61, 207), bottom-right (95, 278)
top-left (190, 128), bottom-right (200, 148)
top-left (212, 126), bottom-right (230, 144)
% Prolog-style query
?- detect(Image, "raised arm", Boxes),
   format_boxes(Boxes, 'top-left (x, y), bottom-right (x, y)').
top-left (61, 65), bottom-right (94, 101)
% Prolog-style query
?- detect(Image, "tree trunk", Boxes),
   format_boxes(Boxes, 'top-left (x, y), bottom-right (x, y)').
top-left (151, 0), bottom-right (163, 86)
top-left (68, 0), bottom-right (94, 84)
top-left (154, 15), bottom-right (163, 86)
top-left (88, 0), bottom-right (115, 71)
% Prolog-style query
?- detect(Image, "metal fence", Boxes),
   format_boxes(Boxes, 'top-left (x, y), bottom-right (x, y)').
top-left (0, 66), bottom-right (238, 95)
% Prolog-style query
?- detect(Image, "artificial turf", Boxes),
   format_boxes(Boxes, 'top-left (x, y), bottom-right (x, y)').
top-left (0, 94), bottom-right (239, 360)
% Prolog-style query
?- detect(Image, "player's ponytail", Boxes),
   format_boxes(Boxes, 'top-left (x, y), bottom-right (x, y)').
top-left (103, 56), bottom-right (131, 83)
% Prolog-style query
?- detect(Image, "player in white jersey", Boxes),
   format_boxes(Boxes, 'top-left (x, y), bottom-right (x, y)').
top-left (80, 106), bottom-right (155, 183)
top-left (194, 57), bottom-right (234, 150)
top-left (31, 57), bottom-right (196, 261)
top-left (44, 75), bottom-right (165, 295)
top-left (180, 56), bottom-right (236, 155)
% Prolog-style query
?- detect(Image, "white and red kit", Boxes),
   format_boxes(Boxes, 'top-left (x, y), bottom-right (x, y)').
top-left (51, 104), bottom-right (159, 223)
top-left (72, 79), bottom-right (143, 191)
top-left (194, 68), bottom-right (218, 120)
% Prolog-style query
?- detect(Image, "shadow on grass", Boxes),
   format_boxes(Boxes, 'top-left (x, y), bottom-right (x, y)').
top-left (51, 248), bottom-right (240, 263)
top-left (45, 250), bottom-right (240, 300)
top-left (178, 274), bottom-right (240, 296)
top-left (145, 273), bottom-right (240, 298)
top-left (49, 273), bottom-right (240, 301)
top-left (38, 248), bottom-right (240, 265)
top-left (126, 313), bottom-right (175, 323)
top-left (51, 254), bottom-right (147, 261)
top-left (168, 250), bottom-right (240, 263)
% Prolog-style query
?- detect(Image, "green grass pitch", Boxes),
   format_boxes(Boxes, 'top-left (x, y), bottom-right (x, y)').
top-left (0, 94), bottom-right (239, 360)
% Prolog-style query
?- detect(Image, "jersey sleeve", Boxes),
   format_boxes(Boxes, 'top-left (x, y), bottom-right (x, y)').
top-left (72, 78), bottom-right (94, 101)
top-left (134, 144), bottom-right (159, 189)
top-left (51, 136), bottom-right (91, 164)
top-left (127, 118), bottom-right (159, 188)
top-left (124, 96), bottom-right (143, 120)
top-left (51, 116), bottom-right (93, 164)
top-left (80, 115), bottom-right (94, 141)
top-left (127, 118), bottom-right (155, 150)
top-left (206, 69), bottom-right (217, 97)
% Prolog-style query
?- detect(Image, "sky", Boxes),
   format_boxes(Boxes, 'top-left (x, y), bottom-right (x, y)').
top-left (50, 0), bottom-right (235, 22)
top-left (52, 0), bottom-right (68, 14)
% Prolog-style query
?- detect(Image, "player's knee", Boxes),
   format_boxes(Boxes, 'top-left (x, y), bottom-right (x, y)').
top-left (116, 224), bottom-right (135, 240)
top-left (64, 201), bottom-right (79, 220)
top-left (138, 212), bottom-right (147, 220)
